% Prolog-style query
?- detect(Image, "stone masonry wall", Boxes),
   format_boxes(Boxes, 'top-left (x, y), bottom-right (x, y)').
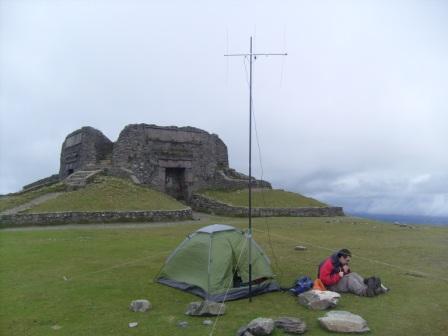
top-left (112, 124), bottom-right (230, 193)
top-left (59, 127), bottom-right (113, 179)
top-left (189, 193), bottom-right (344, 217)
top-left (22, 174), bottom-right (60, 191)
top-left (0, 209), bottom-right (193, 228)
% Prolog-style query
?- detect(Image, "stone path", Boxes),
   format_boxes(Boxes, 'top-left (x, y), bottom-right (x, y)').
top-left (0, 192), bottom-right (64, 215)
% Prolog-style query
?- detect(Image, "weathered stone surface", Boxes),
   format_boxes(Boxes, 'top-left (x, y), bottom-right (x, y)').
top-left (129, 299), bottom-right (151, 312)
top-left (185, 300), bottom-right (226, 316)
top-left (60, 126), bottom-right (113, 179)
top-left (128, 322), bottom-right (138, 328)
top-left (298, 290), bottom-right (340, 310)
top-left (190, 193), bottom-right (344, 217)
top-left (246, 318), bottom-right (275, 336)
top-left (236, 326), bottom-right (255, 336)
top-left (0, 209), bottom-right (193, 228)
top-left (274, 317), bottom-right (307, 334)
top-left (318, 311), bottom-right (369, 333)
top-left (203, 319), bottom-right (213, 326)
top-left (55, 124), bottom-right (271, 201)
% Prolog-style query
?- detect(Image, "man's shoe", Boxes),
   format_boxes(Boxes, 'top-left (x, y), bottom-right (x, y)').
top-left (365, 277), bottom-right (377, 297)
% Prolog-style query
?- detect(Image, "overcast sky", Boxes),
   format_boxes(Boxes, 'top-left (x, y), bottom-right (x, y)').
top-left (1, 0), bottom-right (447, 217)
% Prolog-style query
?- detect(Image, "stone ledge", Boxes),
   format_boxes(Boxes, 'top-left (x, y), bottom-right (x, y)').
top-left (189, 194), bottom-right (344, 217)
top-left (0, 209), bottom-right (193, 228)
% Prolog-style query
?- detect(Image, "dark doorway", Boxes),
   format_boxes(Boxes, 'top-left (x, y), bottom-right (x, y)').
top-left (67, 169), bottom-right (74, 175)
top-left (165, 168), bottom-right (186, 200)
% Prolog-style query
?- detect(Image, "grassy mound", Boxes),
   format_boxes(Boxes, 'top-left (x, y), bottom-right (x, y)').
top-left (0, 216), bottom-right (447, 335)
top-left (0, 182), bottom-right (66, 212)
top-left (25, 176), bottom-right (187, 213)
top-left (200, 188), bottom-right (327, 208)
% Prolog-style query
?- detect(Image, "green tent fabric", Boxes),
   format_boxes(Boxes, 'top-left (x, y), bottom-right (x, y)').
top-left (156, 224), bottom-right (279, 301)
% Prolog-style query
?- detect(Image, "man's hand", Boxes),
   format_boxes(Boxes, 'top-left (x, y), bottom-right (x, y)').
top-left (342, 265), bottom-right (350, 273)
top-left (338, 271), bottom-right (344, 278)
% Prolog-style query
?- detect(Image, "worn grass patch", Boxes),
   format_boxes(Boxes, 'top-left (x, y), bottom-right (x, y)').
top-left (1, 216), bottom-right (447, 335)
top-left (25, 176), bottom-right (186, 213)
top-left (0, 183), bottom-right (66, 212)
top-left (200, 188), bottom-right (327, 208)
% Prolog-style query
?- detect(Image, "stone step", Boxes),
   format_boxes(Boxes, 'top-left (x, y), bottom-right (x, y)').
top-left (64, 169), bottom-right (103, 187)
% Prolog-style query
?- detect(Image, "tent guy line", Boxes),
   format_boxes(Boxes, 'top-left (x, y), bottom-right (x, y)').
top-left (253, 228), bottom-right (447, 283)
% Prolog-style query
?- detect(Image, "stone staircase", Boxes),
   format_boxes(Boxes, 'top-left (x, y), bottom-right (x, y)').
top-left (64, 169), bottom-right (104, 188)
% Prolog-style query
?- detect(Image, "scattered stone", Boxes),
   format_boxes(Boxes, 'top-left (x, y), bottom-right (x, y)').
top-left (177, 321), bottom-right (189, 328)
top-left (129, 299), bottom-right (152, 312)
top-left (246, 317), bottom-right (275, 336)
top-left (294, 245), bottom-right (307, 251)
top-left (51, 325), bottom-right (62, 330)
top-left (298, 290), bottom-right (340, 310)
top-left (185, 300), bottom-right (226, 316)
top-left (318, 311), bottom-right (369, 333)
top-left (203, 319), bottom-right (213, 326)
top-left (274, 317), bottom-right (307, 334)
top-left (236, 326), bottom-right (254, 336)
top-left (128, 322), bottom-right (138, 328)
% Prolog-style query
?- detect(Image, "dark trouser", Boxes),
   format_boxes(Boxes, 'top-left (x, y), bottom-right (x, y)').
top-left (328, 272), bottom-right (367, 296)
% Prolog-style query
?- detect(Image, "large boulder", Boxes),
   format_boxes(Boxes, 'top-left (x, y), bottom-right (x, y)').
top-left (129, 299), bottom-right (152, 312)
top-left (298, 290), bottom-right (340, 310)
top-left (274, 317), bottom-right (307, 334)
top-left (185, 300), bottom-right (226, 316)
top-left (246, 318), bottom-right (275, 336)
top-left (318, 311), bottom-right (370, 333)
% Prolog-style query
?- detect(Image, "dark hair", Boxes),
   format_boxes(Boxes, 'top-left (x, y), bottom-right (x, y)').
top-left (337, 249), bottom-right (352, 258)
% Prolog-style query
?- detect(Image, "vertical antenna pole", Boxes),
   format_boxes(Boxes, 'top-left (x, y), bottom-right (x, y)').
top-left (248, 36), bottom-right (253, 302)
top-left (224, 37), bottom-right (286, 303)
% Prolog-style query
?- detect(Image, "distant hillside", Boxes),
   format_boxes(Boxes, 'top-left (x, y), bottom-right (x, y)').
top-left (199, 188), bottom-right (327, 208)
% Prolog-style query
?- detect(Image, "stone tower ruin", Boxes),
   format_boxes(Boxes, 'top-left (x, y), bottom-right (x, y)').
top-left (58, 124), bottom-right (270, 200)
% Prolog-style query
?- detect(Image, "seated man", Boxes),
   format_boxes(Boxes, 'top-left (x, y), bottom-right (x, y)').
top-left (318, 248), bottom-right (386, 297)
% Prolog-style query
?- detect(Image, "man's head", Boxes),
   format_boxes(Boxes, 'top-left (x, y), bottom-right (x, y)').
top-left (337, 248), bottom-right (352, 265)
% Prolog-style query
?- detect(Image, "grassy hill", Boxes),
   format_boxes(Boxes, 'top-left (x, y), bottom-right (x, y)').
top-left (0, 216), bottom-right (447, 335)
top-left (0, 176), bottom-right (187, 214)
top-left (0, 183), bottom-right (67, 213)
top-left (23, 176), bottom-right (187, 213)
top-left (199, 188), bottom-right (327, 208)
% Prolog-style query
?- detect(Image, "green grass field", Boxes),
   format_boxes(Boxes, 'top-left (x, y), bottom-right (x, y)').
top-left (0, 183), bottom-right (67, 212)
top-left (23, 176), bottom-right (187, 213)
top-left (1, 216), bottom-right (447, 335)
top-left (200, 189), bottom-right (327, 208)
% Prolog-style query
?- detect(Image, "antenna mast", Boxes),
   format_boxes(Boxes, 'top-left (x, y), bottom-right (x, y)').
top-left (225, 36), bottom-right (287, 302)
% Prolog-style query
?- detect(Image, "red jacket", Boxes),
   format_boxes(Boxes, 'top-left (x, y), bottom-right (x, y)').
top-left (318, 254), bottom-right (350, 286)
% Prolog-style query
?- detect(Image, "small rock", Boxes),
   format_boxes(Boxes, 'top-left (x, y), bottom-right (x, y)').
top-left (236, 326), bottom-right (255, 336)
top-left (185, 300), bottom-right (226, 316)
top-left (51, 325), bottom-right (62, 330)
top-left (128, 322), bottom-right (138, 328)
top-left (274, 317), bottom-right (307, 334)
top-left (294, 245), bottom-right (307, 251)
top-left (177, 321), bottom-right (189, 328)
top-left (246, 317), bottom-right (275, 336)
top-left (203, 319), bottom-right (213, 326)
top-left (318, 311), bottom-right (369, 333)
top-left (298, 290), bottom-right (340, 310)
top-left (129, 299), bottom-right (151, 312)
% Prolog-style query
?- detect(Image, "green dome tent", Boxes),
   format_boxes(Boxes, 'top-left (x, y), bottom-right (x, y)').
top-left (156, 224), bottom-right (279, 301)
